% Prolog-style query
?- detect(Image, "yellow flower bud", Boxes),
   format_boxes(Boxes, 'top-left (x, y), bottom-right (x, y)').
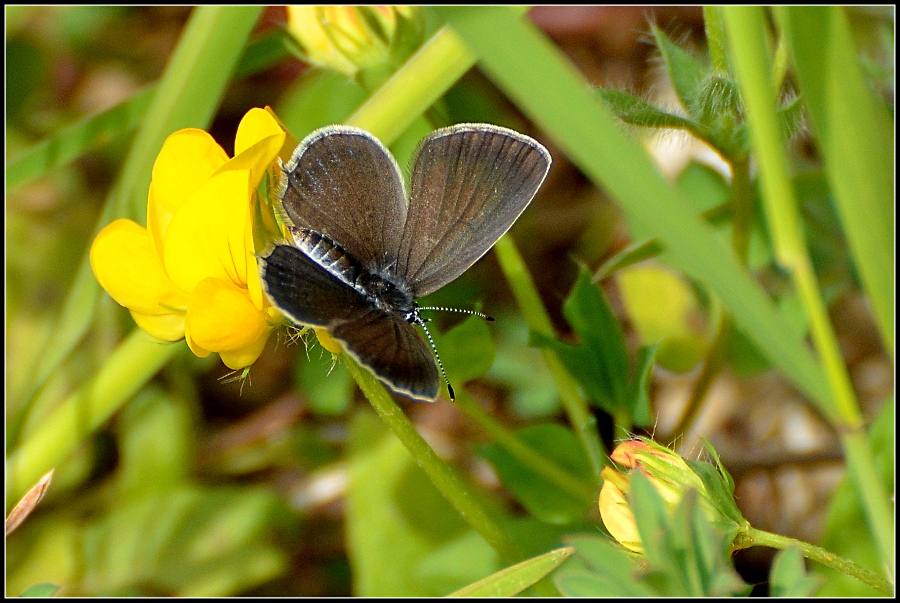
top-left (285, 6), bottom-right (424, 80)
top-left (599, 438), bottom-right (745, 554)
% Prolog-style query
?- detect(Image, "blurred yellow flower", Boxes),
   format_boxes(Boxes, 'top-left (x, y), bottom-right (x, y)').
top-left (286, 6), bottom-right (423, 80)
top-left (90, 107), bottom-right (287, 369)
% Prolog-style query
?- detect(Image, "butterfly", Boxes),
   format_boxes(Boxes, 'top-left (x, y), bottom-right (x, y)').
top-left (259, 123), bottom-right (551, 402)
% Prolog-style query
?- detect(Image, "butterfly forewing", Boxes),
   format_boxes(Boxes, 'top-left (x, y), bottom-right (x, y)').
top-left (396, 124), bottom-right (551, 297)
top-left (278, 126), bottom-right (408, 272)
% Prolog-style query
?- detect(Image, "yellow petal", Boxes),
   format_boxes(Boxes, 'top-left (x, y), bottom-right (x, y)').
top-left (246, 220), bottom-right (265, 310)
top-left (90, 219), bottom-right (189, 316)
top-left (131, 310), bottom-right (186, 341)
top-left (234, 107), bottom-right (286, 157)
top-left (227, 108), bottom-right (286, 191)
top-left (184, 278), bottom-right (272, 368)
top-left (163, 169), bottom-right (253, 293)
top-left (598, 479), bottom-right (643, 554)
top-left (222, 136), bottom-right (286, 193)
top-left (148, 129), bottom-right (230, 254)
top-left (286, 6), bottom-right (358, 76)
top-left (219, 334), bottom-right (271, 370)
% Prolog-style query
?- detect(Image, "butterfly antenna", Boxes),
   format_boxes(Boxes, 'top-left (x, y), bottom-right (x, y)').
top-left (417, 306), bottom-right (495, 322)
top-left (414, 317), bottom-right (455, 401)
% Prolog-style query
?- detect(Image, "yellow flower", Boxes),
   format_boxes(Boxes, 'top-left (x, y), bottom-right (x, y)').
top-left (90, 107), bottom-right (287, 370)
top-left (598, 438), bottom-right (743, 554)
top-left (286, 6), bottom-right (423, 79)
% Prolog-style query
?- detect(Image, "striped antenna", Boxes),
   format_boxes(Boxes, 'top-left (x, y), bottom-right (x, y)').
top-left (417, 306), bottom-right (494, 322)
top-left (411, 315), bottom-right (455, 400)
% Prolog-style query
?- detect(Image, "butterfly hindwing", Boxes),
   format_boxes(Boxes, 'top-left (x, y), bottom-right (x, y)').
top-left (332, 309), bottom-right (440, 402)
top-left (259, 244), bottom-right (365, 327)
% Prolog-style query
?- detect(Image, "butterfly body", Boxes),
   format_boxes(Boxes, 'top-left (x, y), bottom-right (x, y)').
top-left (259, 124), bottom-right (551, 402)
top-left (291, 227), bottom-right (416, 318)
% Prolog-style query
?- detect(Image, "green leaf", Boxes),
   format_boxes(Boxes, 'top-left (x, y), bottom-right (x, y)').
top-left (651, 24), bottom-right (709, 115)
top-left (593, 239), bottom-right (666, 280)
top-left (627, 345), bottom-right (656, 427)
top-left (476, 424), bottom-right (593, 525)
top-left (683, 461), bottom-right (743, 528)
top-left (433, 316), bottom-right (496, 386)
top-left (554, 569), bottom-right (653, 598)
top-left (677, 162), bottom-right (732, 214)
top-left (597, 88), bottom-right (697, 130)
top-left (553, 535), bottom-right (656, 597)
top-left (449, 546), bottom-right (574, 597)
top-left (770, 546), bottom-right (825, 597)
top-left (530, 265), bottom-right (630, 415)
top-left (627, 474), bottom-right (749, 596)
top-left (563, 265), bottom-right (629, 392)
top-left (683, 493), bottom-right (750, 596)
top-left (628, 472), bottom-right (678, 574)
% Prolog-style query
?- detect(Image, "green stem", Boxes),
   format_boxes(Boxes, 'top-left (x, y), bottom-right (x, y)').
top-left (6, 331), bottom-right (182, 510)
top-left (703, 7), bottom-right (730, 76)
top-left (341, 355), bottom-right (524, 565)
top-left (666, 315), bottom-right (730, 443)
top-left (492, 236), bottom-right (607, 482)
top-left (738, 527), bottom-right (893, 595)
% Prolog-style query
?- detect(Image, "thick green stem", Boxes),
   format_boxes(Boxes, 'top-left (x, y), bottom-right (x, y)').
top-left (703, 7), bottom-right (730, 76)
